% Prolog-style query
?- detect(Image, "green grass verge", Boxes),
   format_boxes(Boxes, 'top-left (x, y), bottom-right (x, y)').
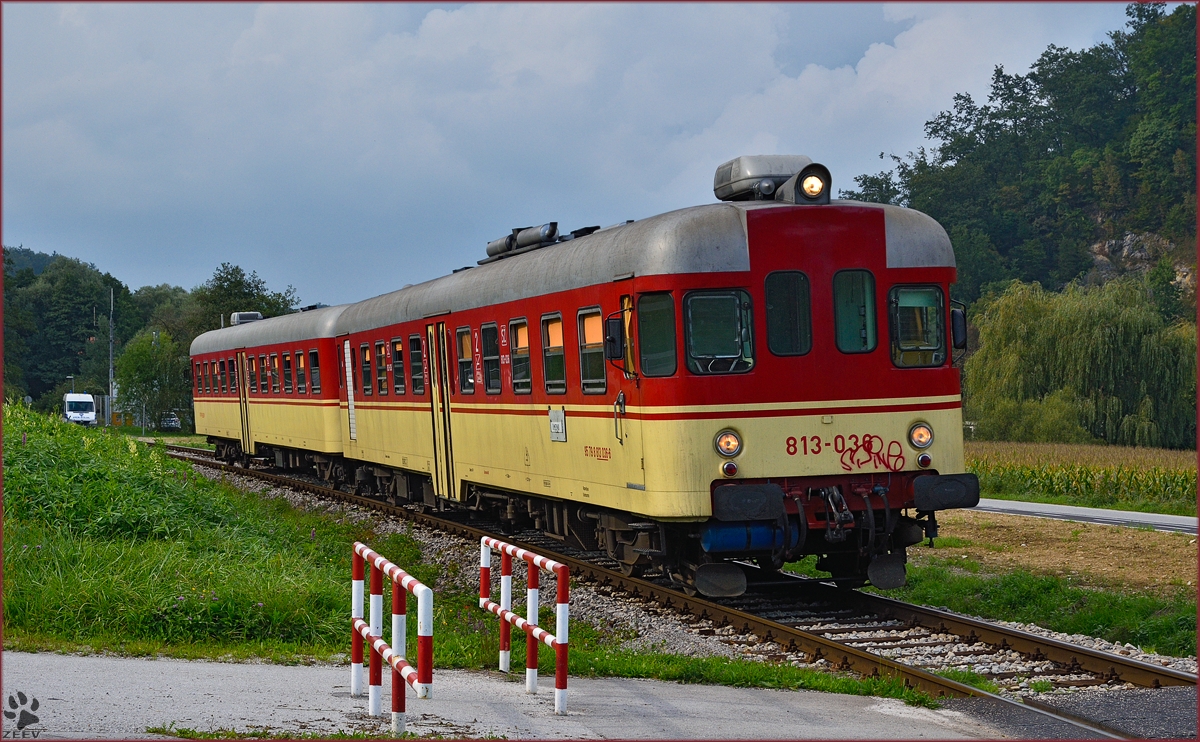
top-left (968, 460), bottom-right (1196, 516)
top-left (3, 404), bottom-right (935, 707)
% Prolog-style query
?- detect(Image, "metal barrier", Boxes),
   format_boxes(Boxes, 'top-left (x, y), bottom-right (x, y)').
top-left (351, 541), bottom-right (433, 733)
top-left (479, 536), bottom-right (569, 714)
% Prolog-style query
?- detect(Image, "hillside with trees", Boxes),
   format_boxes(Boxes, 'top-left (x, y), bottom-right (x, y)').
top-left (3, 250), bottom-right (298, 428)
top-left (842, 3), bottom-right (1196, 449)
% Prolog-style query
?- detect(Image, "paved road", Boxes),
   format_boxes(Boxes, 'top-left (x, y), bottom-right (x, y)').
top-left (1, 651), bottom-right (1013, 739)
top-left (972, 498), bottom-right (1197, 534)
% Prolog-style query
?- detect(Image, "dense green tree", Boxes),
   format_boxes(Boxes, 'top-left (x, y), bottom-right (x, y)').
top-left (115, 330), bottom-right (192, 430)
top-left (965, 277), bottom-right (1196, 449)
top-left (842, 3), bottom-right (1196, 307)
top-left (176, 263), bottom-right (298, 350)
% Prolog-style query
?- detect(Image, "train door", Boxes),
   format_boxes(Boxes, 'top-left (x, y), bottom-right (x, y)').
top-left (426, 322), bottom-right (457, 500)
top-left (342, 338), bottom-right (357, 441)
top-left (613, 294), bottom-right (646, 491)
top-left (235, 351), bottom-right (254, 456)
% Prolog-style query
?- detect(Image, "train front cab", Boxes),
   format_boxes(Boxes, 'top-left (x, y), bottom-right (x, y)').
top-left (629, 201), bottom-right (979, 595)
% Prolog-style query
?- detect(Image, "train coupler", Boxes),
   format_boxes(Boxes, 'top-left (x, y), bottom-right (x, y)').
top-left (815, 487), bottom-right (854, 543)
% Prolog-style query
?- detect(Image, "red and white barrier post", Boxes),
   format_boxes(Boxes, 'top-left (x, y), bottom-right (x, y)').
top-left (479, 537), bottom-right (569, 714)
top-left (351, 542), bottom-right (433, 734)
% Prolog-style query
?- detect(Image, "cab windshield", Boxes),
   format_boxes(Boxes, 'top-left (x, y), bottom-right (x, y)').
top-left (684, 289), bottom-right (754, 374)
top-left (66, 400), bottom-right (94, 412)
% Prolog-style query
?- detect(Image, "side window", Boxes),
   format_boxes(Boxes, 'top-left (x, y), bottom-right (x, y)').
top-left (259, 354), bottom-right (269, 393)
top-left (360, 344), bottom-right (372, 395)
top-left (684, 289), bottom-right (755, 374)
top-left (375, 341), bottom-right (388, 396)
top-left (296, 350), bottom-right (308, 394)
top-left (409, 335), bottom-right (425, 395)
top-left (248, 357), bottom-right (258, 393)
top-left (201, 362), bottom-right (208, 394)
top-left (270, 353), bottom-right (280, 393)
top-left (456, 327), bottom-right (474, 394)
top-left (391, 339), bottom-right (406, 395)
top-left (509, 320), bottom-right (531, 394)
top-left (282, 353), bottom-right (294, 394)
top-left (309, 349), bottom-right (322, 393)
top-left (195, 362), bottom-right (202, 395)
top-left (229, 357), bottom-right (238, 392)
top-left (637, 293), bottom-right (676, 377)
top-left (578, 309), bottom-right (605, 394)
top-left (834, 270), bottom-right (877, 353)
top-left (481, 324), bottom-right (501, 394)
top-left (890, 285), bottom-right (946, 368)
top-left (766, 271), bottom-right (812, 356)
top-left (219, 359), bottom-right (228, 393)
top-left (542, 315), bottom-right (566, 394)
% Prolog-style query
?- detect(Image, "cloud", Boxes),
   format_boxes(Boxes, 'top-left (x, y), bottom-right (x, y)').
top-left (3, 3), bottom-right (1129, 304)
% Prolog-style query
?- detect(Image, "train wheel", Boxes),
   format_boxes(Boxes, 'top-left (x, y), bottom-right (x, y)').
top-left (618, 561), bottom-right (644, 578)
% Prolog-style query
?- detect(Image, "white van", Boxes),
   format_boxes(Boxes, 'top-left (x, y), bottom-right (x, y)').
top-left (63, 393), bottom-right (98, 426)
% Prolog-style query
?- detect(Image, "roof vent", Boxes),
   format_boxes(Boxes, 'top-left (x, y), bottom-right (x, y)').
top-left (714, 155), bottom-right (813, 201)
top-left (230, 311), bottom-right (263, 325)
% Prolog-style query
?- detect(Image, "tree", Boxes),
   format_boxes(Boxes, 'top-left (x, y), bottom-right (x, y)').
top-left (965, 277), bottom-right (1196, 449)
top-left (177, 263), bottom-right (299, 350)
top-left (115, 330), bottom-right (192, 431)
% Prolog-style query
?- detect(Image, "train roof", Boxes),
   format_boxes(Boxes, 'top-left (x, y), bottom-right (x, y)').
top-left (190, 199), bottom-right (953, 352)
top-left (334, 200), bottom-right (952, 336)
top-left (190, 303), bottom-right (349, 356)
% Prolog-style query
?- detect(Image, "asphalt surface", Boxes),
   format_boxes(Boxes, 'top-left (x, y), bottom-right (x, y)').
top-left (2, 651), bottom-right (1014, 739)
top-left (973, 497), bottom-right (1198, 534)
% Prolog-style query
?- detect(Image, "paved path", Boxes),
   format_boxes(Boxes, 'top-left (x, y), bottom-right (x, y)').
top-left (973, 498), bottom-right (1197, 534)
top-left (1, 651), bottom-right (1009, 739)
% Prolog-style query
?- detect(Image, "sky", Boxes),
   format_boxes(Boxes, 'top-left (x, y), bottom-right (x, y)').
top-left (3, 2), bottom-right (1134, 307)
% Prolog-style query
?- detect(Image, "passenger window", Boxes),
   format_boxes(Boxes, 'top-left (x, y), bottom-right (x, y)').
top-left (684, 290), bottom-right (754, 374)
top-left (834, 270), bottom-right (877, 353)
top-left (360, 344), bottom-right (372, 395)
top-left (295, 350), bottom-right (307, 394)
top-left (542, 315), bottom-right (566, 394)
top-left (578, 310), bottom-right (605, 394)
top-left (269, 354), bottom-right (280, 393)
top-left (766, 271), bottom-right (812, 356)
top-left (409, 336), bottom-right (425, 395)
top-left (219, 359), bottom-right (228, 393)
top-left (259, 355), bottom-right (269, 393)
top-left (457, 328), bottom-right (474, 394)
top-left (195, 363), bottom-right (202, 395)
top-left (391, 339), bottom-right (406, 395)
top-left (283, 353), bottom-right (294, 394)
top-left (510, 320), bottom-right (531, 394)
top-left (248, 357), bottom-right (258, 394)
top-left (229, 357), bottom-right (238, 392)
top-left (481, 324), bottom-right (501, 394)
top-left (890, 286), bottom-right (946, 367)
top-left (638, 293), bottom-right (676, 377)
top-left (309, 349), bottom-right (322, 393)
top-left (375, 341), bottom-right (388, 395)
top-left (201, 362), bottom-right (208, 394)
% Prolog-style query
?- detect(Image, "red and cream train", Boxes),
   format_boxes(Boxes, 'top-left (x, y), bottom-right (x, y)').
top-left (192, 155), bottom-right (979, 596)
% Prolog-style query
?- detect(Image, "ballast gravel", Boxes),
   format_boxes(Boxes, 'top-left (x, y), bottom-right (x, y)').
top-left (194, 464), bottom-right (1197, 687)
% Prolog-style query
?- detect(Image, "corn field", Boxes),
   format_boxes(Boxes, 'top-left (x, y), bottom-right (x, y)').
top-left (966, 442), bottom-right (1197, 516)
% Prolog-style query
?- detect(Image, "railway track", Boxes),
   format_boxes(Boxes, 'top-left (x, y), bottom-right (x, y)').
top-left (161, 443), bottom-right (1195, 739)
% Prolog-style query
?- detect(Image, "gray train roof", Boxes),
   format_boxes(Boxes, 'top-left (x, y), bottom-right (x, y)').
top-left (334, 200), bottom-right (953, 336)
top-left (190, 304), bottom-right (349, 356)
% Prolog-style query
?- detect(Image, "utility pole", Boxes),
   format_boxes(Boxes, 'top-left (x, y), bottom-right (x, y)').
top-left (108, 288), bottom-right (115, 426)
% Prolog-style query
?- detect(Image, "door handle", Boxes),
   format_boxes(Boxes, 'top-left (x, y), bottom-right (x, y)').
top-left (613, 391), bottom-right (626, 445)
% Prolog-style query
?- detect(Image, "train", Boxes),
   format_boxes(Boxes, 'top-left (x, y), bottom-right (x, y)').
top-left (191, 154), bottom-right (979, 597)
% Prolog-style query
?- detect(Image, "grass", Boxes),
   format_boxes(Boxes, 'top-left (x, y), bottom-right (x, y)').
top-left (934, 668), bottom-right (999, 694)
top-left (146, 724), bottom-right (415, 739)
top-left (2, 404), bottom-right (935, 708)
top-left (965, 441), bottom-right (1197, 516)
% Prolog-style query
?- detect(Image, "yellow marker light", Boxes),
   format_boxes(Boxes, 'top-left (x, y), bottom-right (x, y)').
top-left (715, 430), bottom-right (742, 457)
top-left (909, 423), bottom-right (934, 449)
top-left (801, 175), bottom-right (825, 198)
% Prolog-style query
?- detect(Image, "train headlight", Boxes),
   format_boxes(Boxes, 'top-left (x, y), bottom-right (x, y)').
top-left (801, 174), bottom-right (825, 198)
top-left (908, 423), bottom-right (934, 449)
top-left (714, 430), bottom-right (742, 457)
